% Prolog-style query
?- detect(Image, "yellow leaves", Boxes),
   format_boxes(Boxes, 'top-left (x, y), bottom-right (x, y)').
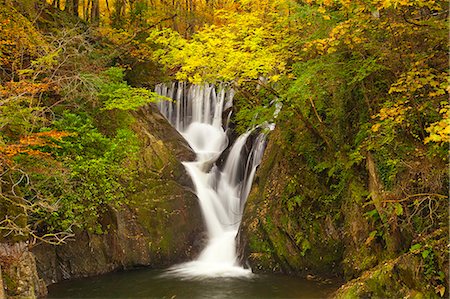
top-left (371, 123), bottom-right (382, 133)
top-left (31, 50), bottom-right (61, 70)
top-left (327, 47), bottom-right (337, 54)
top-left (379, 0), bottom-right (394, 8)
top-left (389, 61), bottom-right (448, 105)
top-left (270, 74), bottom-right (281, 82)
top-left (373, 0), bottom-right (441, 10)
top-left (303, 39), bottom-right (328, 55)
top-left (373, 65), bottom-right (448, 145)
top-left (304, 0), bottom-right (337, 7)
top-left (424, 119), bottom-right (450, 143)
top-left (190, 74), bottom-right (203, 85)
top-left (370, 54), bottom-right (448, 145)
top-left (435, 285), bottom-right (446, 297)
top-left (372, 103), bottom-right (409, 131)
top-left (0, 5), bottom-right (48, 68)
top-left (150, 9), bottom-right (291, 84)
top-left (317, 6), bottom-right (327, 13)
top-left (317, 5), bottom-right (331, 19)
top-left (371, 102), bottom-right (411, 133)
top-left (428, 89), bottom-right (446, 98)
top-left (378, 104), bottom-right (410, 122)
top-left (302, 17), bottom-right (370, 58)
top-left (424, 103), bottom-right (450, 145)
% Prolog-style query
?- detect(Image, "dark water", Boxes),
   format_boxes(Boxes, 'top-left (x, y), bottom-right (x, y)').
top-left (47, 269), bottom-right (338, 299)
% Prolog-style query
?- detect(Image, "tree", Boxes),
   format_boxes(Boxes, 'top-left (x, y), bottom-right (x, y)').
top-left (91, 0), bottom-right (100, 24)
top-left (65, 0), bottom-right (79, 17)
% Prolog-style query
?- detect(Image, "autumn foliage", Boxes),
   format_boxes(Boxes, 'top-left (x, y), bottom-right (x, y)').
top-left (0, 0), bottom-right (447, 295)
top-left (0, 131), bottom-right (71, 162)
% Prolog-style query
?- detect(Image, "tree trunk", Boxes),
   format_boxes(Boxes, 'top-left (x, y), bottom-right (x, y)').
top-left (112, 0), bottom-right (126, 28)
top-left (366, 151), bottom-right (401, 254)
top-left (85, 0), bottom-right (91, 22)
top-left (52, 0), bottom-right (61, 10)
top-left (65, 0), bottom-right (79, 17)
top-left (105, 0), bottom-right (110, 16)
top-left (73, 0), bottom-right (79, 17)
top-left (91, 0), bottom-right (100, 25)
top-left (0, 266), bottom-right (5, 299)
top-left (65, 0), bottom-right (74, 15)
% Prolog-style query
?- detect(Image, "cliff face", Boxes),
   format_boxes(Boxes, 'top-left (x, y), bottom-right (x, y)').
top-left (238, 128), bottom-right (345, 277)
top-left (238, 126), bottom-right (448, 297)
top-left (0, 105), bottom-right (205, 296)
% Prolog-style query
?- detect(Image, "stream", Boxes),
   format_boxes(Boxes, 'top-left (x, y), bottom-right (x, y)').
top-left (47, 268), bottom-right (338, 298)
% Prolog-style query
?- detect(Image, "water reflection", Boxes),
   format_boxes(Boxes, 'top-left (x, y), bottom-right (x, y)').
top-left (48, 269), bottom-right (337, 299)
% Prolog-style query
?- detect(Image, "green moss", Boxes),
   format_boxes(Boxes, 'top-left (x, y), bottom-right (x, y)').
top-left (249, 233), bottom-right (272, 255)
top-left (337, 251), bottom-right (444, 299)
top-left (3, 272), bottom-right (18, 296)
top-left (242, 128), bottom-right (346, 276)
top-left (348, 179), bottom-right (368, 204)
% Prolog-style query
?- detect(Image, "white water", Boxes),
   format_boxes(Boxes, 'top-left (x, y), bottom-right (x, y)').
top-left (155, 83), bottom-right (267, 278)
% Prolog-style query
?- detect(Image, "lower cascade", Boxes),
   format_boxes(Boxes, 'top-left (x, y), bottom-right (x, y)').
top-left (155, 82), bottom-right (267, 277)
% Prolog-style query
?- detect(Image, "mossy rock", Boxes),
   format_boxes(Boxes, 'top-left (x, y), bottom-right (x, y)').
top-left (0, 243), bottom-right (47, 298)
top-left (335, 254), bottom-right (441, 299)
top-left (239, 127), bottom-right (344, 277)
top-left (335, 230), bottom-right (449, 299)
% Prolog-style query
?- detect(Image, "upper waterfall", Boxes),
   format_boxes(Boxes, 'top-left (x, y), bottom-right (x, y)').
top-left (156, 82), bottom-right (267, 277)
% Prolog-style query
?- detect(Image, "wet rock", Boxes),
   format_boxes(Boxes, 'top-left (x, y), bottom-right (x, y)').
top-left (0, 242), bottom-right (46, 298)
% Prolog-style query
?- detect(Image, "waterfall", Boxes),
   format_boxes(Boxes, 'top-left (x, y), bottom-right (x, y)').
top-left (155, 82), bottom-right (267, 277)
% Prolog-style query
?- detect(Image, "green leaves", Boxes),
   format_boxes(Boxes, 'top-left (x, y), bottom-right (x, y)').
top-left (409, 243), bottom-right (422, 253)
top-left (36, 112), bottom-right (139, 233)
top-left (393, 202), bottom-right (403, 216)
top-left (101, 86), bottom-right (157, 111)
top-left (294, 233), bottom-right (311, 256)
top-left (365, 209), bottom-right (380, 221)
top-left (98, 67), bottom-right (158, 111)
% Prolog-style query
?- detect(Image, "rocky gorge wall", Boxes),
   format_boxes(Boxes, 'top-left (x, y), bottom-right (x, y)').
top-left (238, 125), bottom-right (449, 298)
top-left (238, 128), bottom-right (345, 277)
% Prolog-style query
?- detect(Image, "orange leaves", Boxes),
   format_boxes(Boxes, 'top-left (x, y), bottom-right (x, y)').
top-left (0, 80), bottom-right (57, 97)
top-left (0, 131), bottom-right (72, 162)
top-left (19, 131), bottom-right (72, 147)
top-left (0, 146), bottom-right (50, 160)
